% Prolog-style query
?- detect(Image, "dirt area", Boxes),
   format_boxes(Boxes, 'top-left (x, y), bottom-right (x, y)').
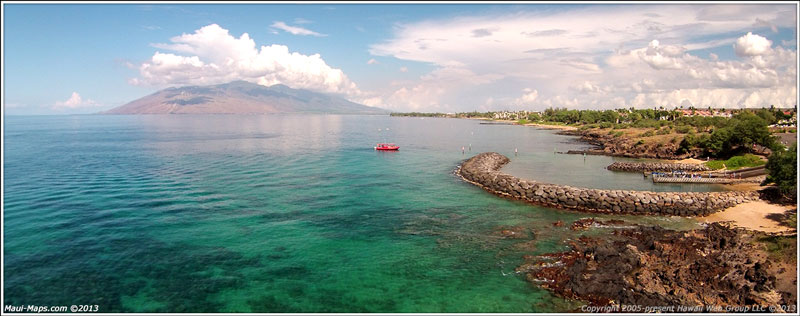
top-left (724, 180), bottom-right (766, 191)
top-left (672, 158), bottom-right (706, 165)
top-left (521, 122), bottom-right (577, 131)
top-left (478, 118), bottom-right (578, 130)
top-left (701, 201), bottom-right (797, 234)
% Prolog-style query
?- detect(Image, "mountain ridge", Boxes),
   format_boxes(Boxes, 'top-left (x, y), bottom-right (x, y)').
top-left (103, 80), bottom-right (388, 115)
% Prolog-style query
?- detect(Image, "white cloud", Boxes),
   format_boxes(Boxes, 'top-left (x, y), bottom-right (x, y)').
top-left (132, 24), bottom-right (359, 96)
top-left (734, 32), bottom-right (773, 56)
top-left (366, 5), bottom-right (796, 111)
top-left (628, 87), bottom-right (797, 109)
top-left (513, 88), bottom-right (539, 106)
top-left (372, 66), bottom-right (502, 111)
top-left (367, 58), bottom-right (379, 65)
top-left (270, 21), bottom-right (326, 37)
top-left (684, 37), bottom-right (737, 51)
top-left (53, 92), bottom-right (99, 109)
top-left (637, 40), bottom-right (686, 70)
top-left (574, 81), bottom-right (606, 94)
top-left (754, 17), bottom-right (779, 33)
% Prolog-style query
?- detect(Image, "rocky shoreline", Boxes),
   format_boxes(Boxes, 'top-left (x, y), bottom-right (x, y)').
top-left (607, 161), bottom-right (710, 172)
top-left (516, 220), bottom-right (796, 311)
top-left (457, 152), bottom-right (759, 216)
top-left (558, 129), bottom-right (697, 159)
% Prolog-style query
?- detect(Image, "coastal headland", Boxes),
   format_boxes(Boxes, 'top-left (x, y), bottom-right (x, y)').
top-left (457, 152), bottom-right (759, 216)
top-left (517, 220), bottom-right (797, 310)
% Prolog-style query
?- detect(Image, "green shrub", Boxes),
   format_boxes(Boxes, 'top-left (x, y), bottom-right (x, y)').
top-left (639, 130), bottom-right (655, 137)
top-left (763, 143), bottom-right (797, 200)
top-left (631, 119), bottom-right (660, 128)
top-left (675, 125), bottom-right (693, 134)
top-left (758, 235), bottom-right (797, 263)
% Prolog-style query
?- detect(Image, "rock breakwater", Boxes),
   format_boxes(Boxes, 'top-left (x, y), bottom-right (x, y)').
top-left (607, 161), bottom-right (710, 172)
top-left (456, 152), bottom-right (758, 216)
top-left (558, 130), bottom-right (694, 159)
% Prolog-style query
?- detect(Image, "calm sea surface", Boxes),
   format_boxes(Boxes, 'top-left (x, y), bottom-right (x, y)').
top-left (4, 114), bottom-right (723, 312)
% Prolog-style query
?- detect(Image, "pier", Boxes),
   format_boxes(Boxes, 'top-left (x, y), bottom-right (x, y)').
top-left (651, 166), bottom-right (766, 184)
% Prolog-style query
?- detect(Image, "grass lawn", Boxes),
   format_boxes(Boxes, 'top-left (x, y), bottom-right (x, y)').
top-left (704, 154), bottom-right (766, 170)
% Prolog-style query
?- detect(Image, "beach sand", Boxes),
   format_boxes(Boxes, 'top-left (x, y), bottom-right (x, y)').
top-left (522, 122), bottom-right (577, 131)
top-left (463, 117), bottom-right (578, 131)
top-left (672, 158), bottom-right (707, 165)
top-left (724, 179), bottom-right (767, 191)
top-left (701, 201), bottom-right (796, 233)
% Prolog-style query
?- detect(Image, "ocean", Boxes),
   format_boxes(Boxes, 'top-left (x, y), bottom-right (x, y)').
top-left (3, 114), bottom-right (723, 312)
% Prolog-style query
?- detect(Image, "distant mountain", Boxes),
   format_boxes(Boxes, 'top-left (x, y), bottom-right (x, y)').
top-left (104, 80), bottom-right (388, 115)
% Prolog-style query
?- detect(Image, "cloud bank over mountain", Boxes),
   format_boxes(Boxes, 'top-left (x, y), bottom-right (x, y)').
top-left (130, 24), bottom-right (360, 97)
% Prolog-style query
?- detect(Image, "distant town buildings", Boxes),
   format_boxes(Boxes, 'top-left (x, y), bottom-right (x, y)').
top-left (492, 111), bottom-right (539, 120)
top-left (677, 109), bottom-right (733, 118)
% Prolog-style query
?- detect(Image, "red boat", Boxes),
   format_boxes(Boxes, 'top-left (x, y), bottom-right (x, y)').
top-left (375, 143), bottom-right (400, 151)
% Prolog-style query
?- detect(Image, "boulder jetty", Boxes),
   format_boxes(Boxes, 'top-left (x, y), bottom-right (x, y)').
top-left (456, 152), bottom-right (758, 216)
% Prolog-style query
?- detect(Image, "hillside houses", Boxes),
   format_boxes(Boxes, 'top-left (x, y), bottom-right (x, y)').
top-left (492, 110), bottom-right (540, 120)
top-left (678, 109), bottom-right (733, 117)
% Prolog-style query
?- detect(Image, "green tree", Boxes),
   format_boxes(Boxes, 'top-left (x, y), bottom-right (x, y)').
top-left (580, 110), bottom-right (600, 124)
top-left (706, 127), bottom-right (732, 155)
top-left (763, 143), bottom-right (797, 200)
top-left (729, 112), bottom-right (774, 150)
top-left (755, 108), bottom-right (778, 125)
top-left (600, 110), bottom-right (619, 123)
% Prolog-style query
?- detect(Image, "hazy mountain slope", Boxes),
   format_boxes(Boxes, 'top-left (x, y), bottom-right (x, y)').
top-left (104, 81), bottom-right (388, 114)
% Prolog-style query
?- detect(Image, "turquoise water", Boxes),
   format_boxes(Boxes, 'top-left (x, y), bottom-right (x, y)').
top-left (4, 115), bottom-right (714, 312)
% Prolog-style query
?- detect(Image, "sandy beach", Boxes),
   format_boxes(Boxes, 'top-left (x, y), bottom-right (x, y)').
top-left (724, 178), bottom-right (767, 191)
top-left (701, 201), bottom-right (796, 233)
top-left (671, 158), bottom-right (706, 165)
top-left (462, 117), bottom-right (578, 131)
top-left (521, 122), bottom-right (577, 131)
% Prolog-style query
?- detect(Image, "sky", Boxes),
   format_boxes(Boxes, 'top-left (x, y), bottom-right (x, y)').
top-left (2, 2), bottom-right (798, 115)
